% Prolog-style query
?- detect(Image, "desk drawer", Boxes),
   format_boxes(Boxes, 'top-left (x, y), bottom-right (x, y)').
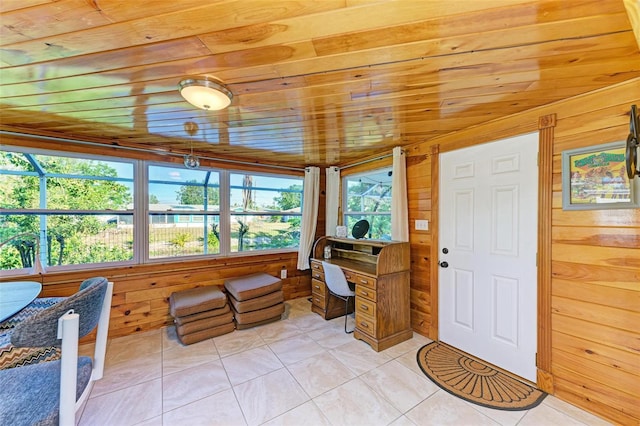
top-left (355, 274), bottom-right (376, 289)
top-left (355, 297), bottom-right (376, 317)
top-left (355, 311), bottom-right (376, 337)
top-left (311, 278), bottom-right (326, 298)
top-left (312, 293), bottom-right (326, 309)
top-left (342, 269), bottom-right (357, 282)
top-left (311, 261), bottom-right (323, 272)
top-left (311, 270), bottom-right (325, 282)
top-left (355, 285), bottom-right (377, 301)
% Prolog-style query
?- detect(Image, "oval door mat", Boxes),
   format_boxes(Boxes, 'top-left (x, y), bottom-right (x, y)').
top-left (417, 342), bottom-right (546, 411)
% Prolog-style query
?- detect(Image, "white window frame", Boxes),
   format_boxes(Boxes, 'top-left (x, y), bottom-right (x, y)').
top-left (227, 169), bottom-right (303, 255)
top-left (0, 147), bottom-right (136, 275)
top-left (342, 167), bottom-right (393, 240)
top-left (145, 162), bottom-right (222, 262)
top-left (0, 146), bottom-right (306, 275)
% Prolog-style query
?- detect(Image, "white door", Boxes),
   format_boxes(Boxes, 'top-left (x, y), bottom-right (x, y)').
top-left (438, 133), bottom-right (538, 382)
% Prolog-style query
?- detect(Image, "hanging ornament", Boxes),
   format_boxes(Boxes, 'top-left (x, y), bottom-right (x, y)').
top-left (183, 121), bottom-right (200, 169)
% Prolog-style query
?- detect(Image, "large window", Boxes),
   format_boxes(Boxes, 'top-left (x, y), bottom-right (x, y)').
top-left (343, 167), bottom-right (392, 240)
top-left (0, 147), bottom-right (303, 274)
top-left (0, 149), bottom-right (134, 272)
top-left (229, 172), bottom-right (303, 252)
top-left (148, 165), bottom-right (220, 258)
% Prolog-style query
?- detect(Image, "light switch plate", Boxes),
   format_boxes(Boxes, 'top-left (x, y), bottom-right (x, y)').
top-left (415, 220), bottom-right (429, 230)
top-left (280, 269), bottom-right (287, 279)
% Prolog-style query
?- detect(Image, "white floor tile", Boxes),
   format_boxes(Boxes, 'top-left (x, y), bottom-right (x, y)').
top-left (161, 326), bottom-right (181, 352)
top-left (313, 377), bottom-right (401, 426)
top-left (388, 415), bottom-right (418, 426)
top-left (233, 368), bottom-right (310, 426)
top-left (463, 399), bottom-right (528, 426)
top-left (395, 349), bottom-right (426, 376)
top-left (162, 388), bottom-right (246, 426)
top-left (162, 338), bottom-right (218, 375)
top-left (133, 415), bottom-right (163, 426)
top-left (80, 378), bottom-right (162, 426)
top-left (360, 360), bottom-right (440, 412)
top-left (518, 403), bottom-right (594, 426)
top-left (406, 390), bottom-right (499, 426)
top-left (80, 297), bottom-right (611, 426)
top-left (162, 360), bottom-right (231, 412)
top-left (213, 328), bottom-right (265, 358)
top-left (307, 322), bottom-right (355, 349)
top-left (288, 311), bottom-right (331, 332)
top-left (381, 332), bottom-right (432, 359)
top-left (91, 351), bottom-right (162, 397)
top-left (268, 333), bottom-right (325, 365)
top-left (254, 319), bottom-right (303, 344)
top-left (221, 345), bottom-right (284, 385)
top-left (287, 351), bottom-right (356, 398)
top-left (542, 396), bottom-right (612, 426)
top-left (329, 339), bottom-right (392, 375)
top-left (262, 400), bottom-right (332, 426)
top-left (105, 329), bottom-right (162, 367)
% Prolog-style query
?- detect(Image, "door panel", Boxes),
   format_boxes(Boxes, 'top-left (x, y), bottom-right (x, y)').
top-left (439, 132), bottom-right (538, 382)
top-left (492, 185), bottom-right (518, 255)
top-left (454, 190), bottom-right (474, 250)
top-left (453, 268), bottom-right (474, 330)
top-left (492, 274), bottom-right (519, 345)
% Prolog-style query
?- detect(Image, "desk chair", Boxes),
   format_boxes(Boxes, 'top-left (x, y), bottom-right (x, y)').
top-left (322, 261), bottom-right (355, 333)
top-left (0, 277), bottom-right (113, 426)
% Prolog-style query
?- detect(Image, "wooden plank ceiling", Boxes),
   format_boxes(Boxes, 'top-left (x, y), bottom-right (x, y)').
top-left (1, 0), bottom-right (639, 168)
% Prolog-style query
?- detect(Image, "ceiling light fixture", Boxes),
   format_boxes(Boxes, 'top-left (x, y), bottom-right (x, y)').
top-left (178, 77), bottom-right (232, 111)
top-left (183, 121), bottom-right (200, 169)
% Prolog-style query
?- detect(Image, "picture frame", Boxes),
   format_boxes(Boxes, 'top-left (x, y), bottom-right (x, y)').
top-left (562, 141), bottom-right (639, 210)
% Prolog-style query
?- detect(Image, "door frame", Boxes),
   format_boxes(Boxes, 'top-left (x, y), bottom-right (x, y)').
top-left (429, 114), bottom-right (556, 391)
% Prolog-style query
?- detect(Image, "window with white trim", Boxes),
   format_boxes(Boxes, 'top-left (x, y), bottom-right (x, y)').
top-left (0, 149), bottom-right (134, 272)
top-left (0, 147), bottom-right (304, 274)
top-left (229, 172), bottom-right (303, 252)
top-left (343, 167), bottom-right (392, 240)
top-left (148, 164), bottom-right (220, 258)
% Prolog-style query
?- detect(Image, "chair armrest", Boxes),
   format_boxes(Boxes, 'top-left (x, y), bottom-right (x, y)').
top-left (91, 281), bottom-right (113, 381)
top-left (58, 310), bottom-right (79, 426)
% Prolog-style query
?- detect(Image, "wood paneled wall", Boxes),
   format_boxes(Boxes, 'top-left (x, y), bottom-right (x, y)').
top-left (3, 252), bottom-right (310, 341)
top-left (404, 77), bottom-right (640, 425)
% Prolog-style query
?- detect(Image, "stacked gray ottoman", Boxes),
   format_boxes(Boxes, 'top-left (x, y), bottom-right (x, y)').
top-left (169, 286), bottom-right (235, 345)
top-left (224, 273), bottom-right (284, 329)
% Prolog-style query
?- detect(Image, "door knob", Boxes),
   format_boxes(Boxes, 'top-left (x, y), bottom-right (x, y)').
top-left (439, 261), bottom-right (449, 268)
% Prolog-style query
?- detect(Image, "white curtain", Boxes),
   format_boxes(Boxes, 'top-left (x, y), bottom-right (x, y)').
top-left (325, 166), bottom-right (340, 236)
top-left (391, 146), bottom-right (409, 241)
top-left (297, 166), bottom-right (320, 270)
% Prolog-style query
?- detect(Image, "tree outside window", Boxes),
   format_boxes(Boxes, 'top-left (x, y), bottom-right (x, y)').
top-left (0, 151), bottom-right (133, 271)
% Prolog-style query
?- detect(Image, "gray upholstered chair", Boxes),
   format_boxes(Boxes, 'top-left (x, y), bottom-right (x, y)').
top-left (0, 277), bottom-right (113, 426)
top-left (0, 298), bottom-right (64, 370)
top-left (322, 261), bottom-right (355, 333)
top-left (0, 277), bottom-right (107, 370)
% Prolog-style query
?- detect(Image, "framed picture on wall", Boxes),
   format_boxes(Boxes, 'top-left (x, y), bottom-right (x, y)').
top-left (562, 141), bottom-right (639, 210)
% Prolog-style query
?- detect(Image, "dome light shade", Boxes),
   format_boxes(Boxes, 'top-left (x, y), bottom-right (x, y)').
top-left (178, 78), bottom-right (232, 111)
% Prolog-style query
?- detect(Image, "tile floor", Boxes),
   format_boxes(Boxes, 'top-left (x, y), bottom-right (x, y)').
top-left (77, 297), bottom-right (611, 426)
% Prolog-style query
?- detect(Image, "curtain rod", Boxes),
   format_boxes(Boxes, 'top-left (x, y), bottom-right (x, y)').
top-left (0, 130), bottom-right (306, 172)
top-left (338, 151), bottom-right (394, 171)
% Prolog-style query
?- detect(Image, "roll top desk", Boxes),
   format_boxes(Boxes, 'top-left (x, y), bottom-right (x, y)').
top-left (310, 236), bottom-right (412, 351)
